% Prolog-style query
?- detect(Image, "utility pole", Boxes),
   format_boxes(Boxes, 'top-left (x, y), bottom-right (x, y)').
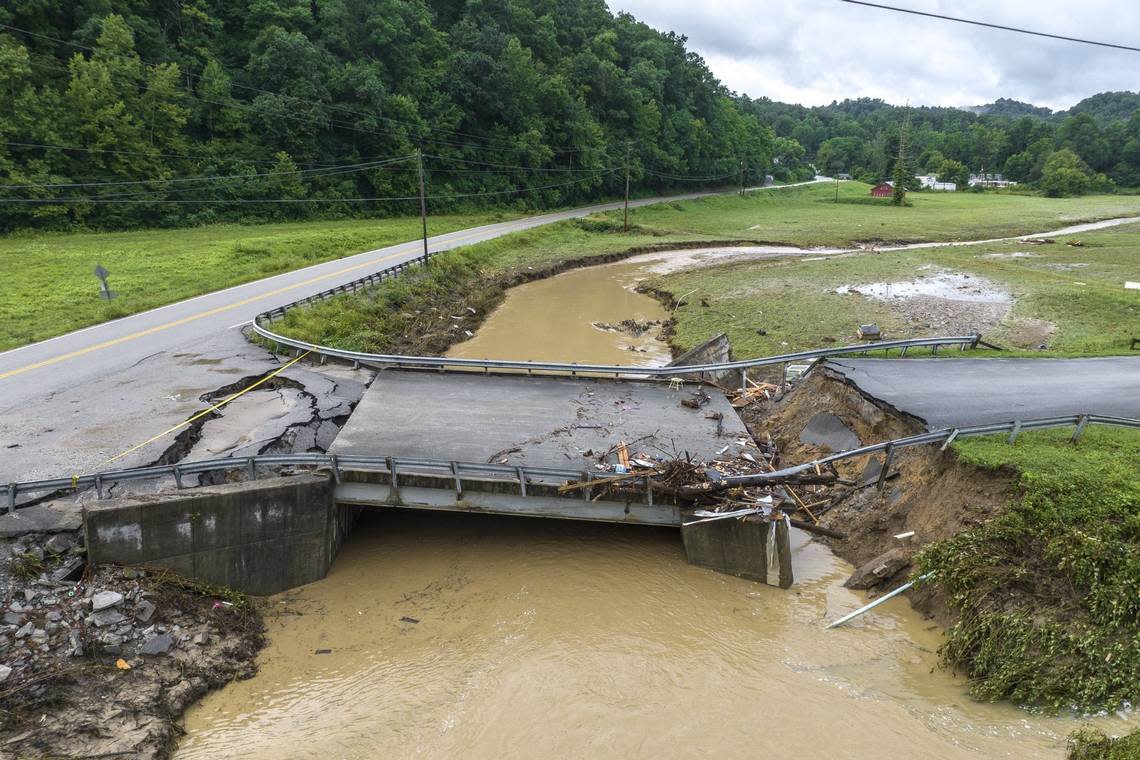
top-left (835, 176), bottom-right (840, 203)
top-left (623, 141), bottom-right (631, 232)
top-left (739, 158), bottom-right (745, 196)
top-left (416, 149), bottom-right (429, 266)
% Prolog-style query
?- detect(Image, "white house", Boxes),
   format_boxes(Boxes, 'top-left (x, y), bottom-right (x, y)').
top-left (968, 173), bottom-right (1017, 188)
top-left (916, 174), bottom-right (957, 191)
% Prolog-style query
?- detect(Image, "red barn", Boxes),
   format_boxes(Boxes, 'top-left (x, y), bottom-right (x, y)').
top-left (870, 182), bottom-right (893, 197)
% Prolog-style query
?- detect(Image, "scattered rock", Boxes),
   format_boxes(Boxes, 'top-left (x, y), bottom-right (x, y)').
top-left (91, 590), bottom-right (124, 611)
top-left (15, 621), bottom-right (34, 639)
top-left (845, 548), bottom-right (912, 589)
top-left (43, 535), bottom-right (74, 555)
top-left (0, 664), bottom-right (11, 683)
top-left (2, 612), bottom-right (23, 626)
top-left (67, 630), bottom-right (83, 657)
top-left (138, 633), bottom-right (175, 656)
top-left (90, 609), bottom-right (127, 627)
top-left (134, 600), bottom-right (157, 623)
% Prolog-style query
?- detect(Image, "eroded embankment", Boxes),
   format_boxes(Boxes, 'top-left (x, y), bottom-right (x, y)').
top-left (752, 370), bottom-right (1014, 623)
top-left (268, 234), bottom-right (761, 358)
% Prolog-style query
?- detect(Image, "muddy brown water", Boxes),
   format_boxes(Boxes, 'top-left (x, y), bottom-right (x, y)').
top-left (177, 249), bottom-right (1135, 758)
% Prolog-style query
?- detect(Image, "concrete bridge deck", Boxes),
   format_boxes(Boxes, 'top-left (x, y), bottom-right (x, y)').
top-left (329, 370), bottom-right (751, 473)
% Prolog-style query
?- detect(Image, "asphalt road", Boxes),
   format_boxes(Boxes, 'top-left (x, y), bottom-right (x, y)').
top-left (825, 357), bottom-right (1140, 429)
top-left (0, 184), bottom-right (826, 409)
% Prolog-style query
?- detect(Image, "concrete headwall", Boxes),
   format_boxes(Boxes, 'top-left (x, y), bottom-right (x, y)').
top-left (666, 333), bottom-right (734, 384)
top-left (84, 474), bottom-right (348, 595)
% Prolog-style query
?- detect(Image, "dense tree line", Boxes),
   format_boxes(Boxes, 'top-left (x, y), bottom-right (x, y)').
top-left (0, 0), bottom-right (786, 231)
top-left (747, 93), bottom-right (1140, 196)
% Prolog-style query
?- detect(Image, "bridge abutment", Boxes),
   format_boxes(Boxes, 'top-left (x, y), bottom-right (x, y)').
top-left (84, 473), bottom-right (352, 595)
top-left (681, 513), bottom-right (793, 588)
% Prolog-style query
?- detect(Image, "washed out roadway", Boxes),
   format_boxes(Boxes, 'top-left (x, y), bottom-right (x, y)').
top-left (824, 356), bottom-right (1140, 429)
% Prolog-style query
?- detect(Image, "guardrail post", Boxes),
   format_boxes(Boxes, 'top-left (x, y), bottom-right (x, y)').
top-left (515, 467), bottom-right (527, 497)
top-left (247, 457), bottom-right (257, 480)
top-left (1070, 415), bottom-right (1089, 444)
top-left (939, 429), bottom-right (959, 452)
top-left (740, 368), bottom-right (747, 394)
top-left (95, 475), bottom-right (104, 500)
top-left (581, 471), bottom-right (592, 502)
top-left (900, 346), bottom-right (909, 356)
top-left (1008, 420), bottom-right (1022, 445)
top-left (645, 476), bottom-right (654, 506)
top-left (877, 444), bottom-right (895, 491)
top-left (451, 461), bottom-right (464, 501)
top-left (172, 466), bottom-right (183, 489)
top-left (329, 454), bottom-right (341, 484)
top-left (7, 483), bottom-right (15, 514)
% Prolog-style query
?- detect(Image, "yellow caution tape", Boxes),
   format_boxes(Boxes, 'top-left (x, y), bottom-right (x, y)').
top-left (86, 350), bottom-right (311, 475)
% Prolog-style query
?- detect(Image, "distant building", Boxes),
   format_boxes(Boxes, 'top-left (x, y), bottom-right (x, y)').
top-left (969, 173), bottom-right (1018, 188)
top-left (870, 182), bottom-right (893, 197)
top-left (836, 172), bottom-right (852, 180)
top-left (916, 174), bottom-right (957, 191)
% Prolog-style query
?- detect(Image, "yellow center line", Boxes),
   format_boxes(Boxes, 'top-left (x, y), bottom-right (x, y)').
top-left (0, 227), bottom-right (492, 382)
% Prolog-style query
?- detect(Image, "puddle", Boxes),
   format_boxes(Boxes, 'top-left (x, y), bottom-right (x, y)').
top-left (835, 271), bottom-right (1012, 304)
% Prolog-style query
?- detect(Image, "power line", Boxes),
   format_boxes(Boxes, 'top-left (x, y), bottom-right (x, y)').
top-left (838, 0), bottom-right (1140, 53)
top-left (424, 154), bottom-right (612, 173)
top-left (0, 155), bottom-right (413, 190)
top-left (0, 169), bottom-right (615, 204)
top-left (1, 140), bottom-right (398, 169)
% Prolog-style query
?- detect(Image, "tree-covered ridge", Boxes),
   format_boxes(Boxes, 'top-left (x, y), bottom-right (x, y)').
top-left (750, 92), bottom-right (1140, 193)
top-left (0, 0), bottom-right (785, 231)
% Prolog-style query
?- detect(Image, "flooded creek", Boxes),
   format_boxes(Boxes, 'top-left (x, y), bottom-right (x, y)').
top-left (177, 247), bottom-right (1134, 758)
top-left (445, 260), bottom-right (673, 366)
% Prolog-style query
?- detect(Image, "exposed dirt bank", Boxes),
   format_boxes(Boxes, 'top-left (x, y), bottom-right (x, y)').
top-left (749, 370), bottom-right (1015, 623)
top-left (1, 537), bottom-right (264, 760)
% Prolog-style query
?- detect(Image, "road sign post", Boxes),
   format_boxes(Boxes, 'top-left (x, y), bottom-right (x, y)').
top-left (94, 264), bottom-right (116, 300)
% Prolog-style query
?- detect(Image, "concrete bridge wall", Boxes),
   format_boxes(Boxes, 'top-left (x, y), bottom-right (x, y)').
top-left (84, 474), bottom-right (350, 595)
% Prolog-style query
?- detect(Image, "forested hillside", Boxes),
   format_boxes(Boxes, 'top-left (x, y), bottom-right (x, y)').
top-left (1, 1), bottom-right (1138, 233)
top-left (0, 0), bottom-right (782, 231)
top-left (748, 92), bottom-right (1140, 193)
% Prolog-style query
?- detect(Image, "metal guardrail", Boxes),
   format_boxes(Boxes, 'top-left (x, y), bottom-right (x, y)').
top-left (723, 414), bottom-right (1140, 488)
top-left (247, 233), bottom-right (983, 380)
top-left (5, 454), bottom-right (630, 513)
top-left (8, 414), bottom-right (1138, 513)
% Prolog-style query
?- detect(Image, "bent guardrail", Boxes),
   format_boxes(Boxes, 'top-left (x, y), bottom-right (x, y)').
top-left (720, 413), bottom-right (1140, 489)
top-left (8, 414), bottom-right (1137, 513)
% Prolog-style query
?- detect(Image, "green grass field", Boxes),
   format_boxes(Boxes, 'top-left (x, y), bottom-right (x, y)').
top-left (3, 182), bottom-right (1137, 351)
top-left (0, 211), bottom-right (516, 350)
top-left (654, 220), bottom-right (1140, 357)
top-left (619, 182), bottom-right (1140, 247)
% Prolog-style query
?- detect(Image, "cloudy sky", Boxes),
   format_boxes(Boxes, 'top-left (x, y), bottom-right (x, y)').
top-left (608, 0), bottom-right (1138, 111)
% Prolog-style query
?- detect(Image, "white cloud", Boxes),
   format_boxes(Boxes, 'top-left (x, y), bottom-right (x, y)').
top-left (609, 0), bottom-right (1140, 110)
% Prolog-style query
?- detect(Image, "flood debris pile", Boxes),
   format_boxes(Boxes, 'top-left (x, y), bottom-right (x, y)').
top-left (560, 435), bottom-right (845, 537)
top-left (1, 534), bottom-right (264, 760)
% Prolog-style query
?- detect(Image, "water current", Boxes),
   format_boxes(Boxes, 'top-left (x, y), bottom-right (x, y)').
top-left (176, 249), bottom-right (1135, 759)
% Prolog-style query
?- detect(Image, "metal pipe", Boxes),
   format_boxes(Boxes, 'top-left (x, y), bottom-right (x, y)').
top-left (826, 573), bottom-right (933, 629)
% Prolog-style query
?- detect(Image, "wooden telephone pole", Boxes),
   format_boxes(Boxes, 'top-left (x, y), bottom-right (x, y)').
top-left (623, 141), bottom-right (631, 232)
top-left (417, 149), bottom-right (429, 266)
